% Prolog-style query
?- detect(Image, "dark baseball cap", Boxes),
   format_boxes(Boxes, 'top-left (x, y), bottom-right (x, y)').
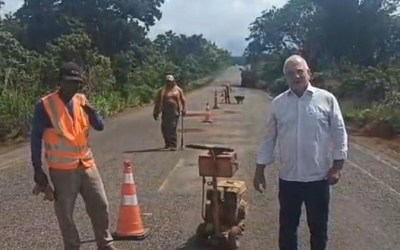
top-left (60, 62), bottom-right (84, 82)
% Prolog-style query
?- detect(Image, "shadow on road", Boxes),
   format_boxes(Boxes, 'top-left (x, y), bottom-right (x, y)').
top-left (124, 147), bottom-right (166, 153)
top-left (174, 235), bottom-right (212, 250)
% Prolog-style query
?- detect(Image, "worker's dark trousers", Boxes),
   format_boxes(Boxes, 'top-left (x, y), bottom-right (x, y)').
top-left (161, 112), bottom-right (179, 148)
top-left (278, 178), bottom-right (330, 250)
top-left (224, 90), bottom-right (230, 104)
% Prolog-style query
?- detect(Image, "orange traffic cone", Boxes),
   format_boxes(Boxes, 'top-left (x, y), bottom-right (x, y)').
top-left (213, 88), bottom-right (219, 109)
top-left (113, 160), bottom-right (150, 241)
top-left (202, 103), bottom-right (213, 123)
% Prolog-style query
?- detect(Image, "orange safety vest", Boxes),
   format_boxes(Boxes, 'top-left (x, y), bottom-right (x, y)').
top-left (41, 90), bottom-right (95, 170)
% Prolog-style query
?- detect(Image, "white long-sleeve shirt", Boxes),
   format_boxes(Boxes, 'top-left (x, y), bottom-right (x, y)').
top-left (257, 84), bottom-right (348, 182)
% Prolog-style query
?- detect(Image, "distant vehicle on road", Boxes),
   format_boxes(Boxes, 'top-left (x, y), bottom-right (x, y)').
top-left (240, 67), bottom-right (258, 88)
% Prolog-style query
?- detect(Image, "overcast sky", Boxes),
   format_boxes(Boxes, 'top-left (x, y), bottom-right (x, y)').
top-left (2, 0), bottom-right (287, 55)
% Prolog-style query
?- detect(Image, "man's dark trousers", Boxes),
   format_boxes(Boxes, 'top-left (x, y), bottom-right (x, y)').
top-left (161, 112), bottom-right (179, 148)
top-left (278, 178), bottom-right (330, 250)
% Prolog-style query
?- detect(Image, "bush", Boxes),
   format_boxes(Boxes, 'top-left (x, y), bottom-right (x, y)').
top-left (268, 77), bottom-right (287, 95)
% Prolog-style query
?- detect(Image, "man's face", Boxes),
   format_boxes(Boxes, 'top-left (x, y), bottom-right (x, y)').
top-left (166, 80), bottom-right (174, 87)
top-left (284, 60), bottom-right (311, 87)
top-left (60, 79), bottom-right (82, 97)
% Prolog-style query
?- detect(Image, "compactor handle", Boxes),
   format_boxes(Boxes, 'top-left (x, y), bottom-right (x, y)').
top-left (186, 143), bottom-right (234, 153)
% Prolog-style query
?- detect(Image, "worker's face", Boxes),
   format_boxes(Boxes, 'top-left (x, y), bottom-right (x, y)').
top-left (60, 79), bottom-right (82, 97)
top-left (284, 60), bottom-right (311, 87)
top-left (166, 80), bottom-right (175, 87)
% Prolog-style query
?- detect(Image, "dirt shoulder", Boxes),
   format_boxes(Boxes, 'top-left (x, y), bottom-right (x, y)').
top-left (346, 119), bottom-right (400, 164)
top-left (350, 134), bottom-right (400, 164)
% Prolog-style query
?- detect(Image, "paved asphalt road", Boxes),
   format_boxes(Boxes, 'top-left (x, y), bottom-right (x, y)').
top-left (0, 67), bottom-right (400, 250)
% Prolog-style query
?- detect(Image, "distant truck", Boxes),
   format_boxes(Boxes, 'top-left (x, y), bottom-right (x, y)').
top-left (240, 68), bottom-right (258, 88)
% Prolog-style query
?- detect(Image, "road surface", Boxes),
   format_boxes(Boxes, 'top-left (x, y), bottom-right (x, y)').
top-left (0, 67), bottom-right (400, 250)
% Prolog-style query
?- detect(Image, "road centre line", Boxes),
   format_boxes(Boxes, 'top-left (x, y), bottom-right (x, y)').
top-left (0, 158), bottom-right (27, 171)
top-left (158, 158), bottom-right (185, 192)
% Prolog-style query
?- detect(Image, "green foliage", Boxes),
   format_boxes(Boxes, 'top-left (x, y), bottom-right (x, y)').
top-left (245, 0), bottom-right (400, 67)
top-left (268, 77), bottom-right (287, 95)
top-left (245, 0), bottom-right (400, 137)
top-left (0, 1), bottom-right (230, 143)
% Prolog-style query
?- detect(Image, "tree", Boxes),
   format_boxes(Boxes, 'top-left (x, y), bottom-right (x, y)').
top-left (245, 0), bottom-right (400, 68)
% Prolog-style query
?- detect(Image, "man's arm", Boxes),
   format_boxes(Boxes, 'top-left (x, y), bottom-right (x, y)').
top-left (253, 107), bottom-right (278, 192)
top-left (78, 95), bottom-right (105, 131)
top-left (256, 108), bottom-right (278, 169)
top-left (30, 101), bottom-right (46, 172)
top-left (153, 89), bottom-right (162, 118)
top-left (329, 95), bottom-right (348, 168)
top-left (88, 111), bottom-right (105, 131)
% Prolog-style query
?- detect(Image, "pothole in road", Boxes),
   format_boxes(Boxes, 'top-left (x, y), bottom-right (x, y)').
top-left (223, 110), bottom-right (241, 114)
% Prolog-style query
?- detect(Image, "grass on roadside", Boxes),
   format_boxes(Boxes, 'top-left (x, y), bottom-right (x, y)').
top-left (0, 73), bottom-right (218, 145)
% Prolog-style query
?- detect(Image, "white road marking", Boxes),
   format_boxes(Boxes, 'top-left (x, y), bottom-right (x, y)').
top-left (347, 160), bottom-right (400, 198)
top-left (158, 159), bottom-right (185, 192)
top-left (0, 159), bottom-right (27, 170)
top-left (351, 142), bottom-right (399, 171)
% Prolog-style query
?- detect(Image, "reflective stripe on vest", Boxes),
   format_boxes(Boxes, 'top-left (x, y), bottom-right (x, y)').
top-left (46, 149), bottom-right (93, 164)
top-left (47, 95), bottom-right (63, 135)
top-left (44, 142), bottom-right (89, 153)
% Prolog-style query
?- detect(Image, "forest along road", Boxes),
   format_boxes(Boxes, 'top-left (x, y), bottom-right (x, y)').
top-left (0, 67), bottom-right (399, 250)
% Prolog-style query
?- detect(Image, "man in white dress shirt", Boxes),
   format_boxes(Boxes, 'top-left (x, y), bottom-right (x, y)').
top-left (253, 55), bottom-right (348, 250)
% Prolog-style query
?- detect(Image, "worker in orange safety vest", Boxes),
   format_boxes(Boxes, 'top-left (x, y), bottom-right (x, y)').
top-left (30, 62), bottom-right (119, 250)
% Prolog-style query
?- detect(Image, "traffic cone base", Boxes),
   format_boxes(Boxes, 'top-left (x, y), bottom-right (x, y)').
top-left (112, 228), bottom-right (150, 241)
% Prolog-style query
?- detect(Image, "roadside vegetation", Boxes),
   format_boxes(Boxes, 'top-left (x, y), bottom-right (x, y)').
top-left (244, 0), bottom-right (400, 138)
top-left (0, 0), bottom-right (231, 143)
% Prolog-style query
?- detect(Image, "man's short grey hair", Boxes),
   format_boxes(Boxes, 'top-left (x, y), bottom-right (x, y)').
top-left (283, 55), bottom-right (310, 74)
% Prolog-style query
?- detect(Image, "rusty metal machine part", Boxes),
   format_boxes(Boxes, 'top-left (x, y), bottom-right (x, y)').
top-left (186, 143), bottom-right (248, 250)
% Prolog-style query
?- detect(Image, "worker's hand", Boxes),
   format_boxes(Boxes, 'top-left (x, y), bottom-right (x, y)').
top-left (34, 169), bottom-right (49, 187)
top-left (81, 102), bottom-right (97, 115)
top-left (32, 183), bottom-right (55, 202)
top-left (181, 109), bottom-right (186, 116)
top-left (327, 165), bottom-right (342, 185)
top-left (153, 113), bottom-right (158, 121)
top-left (327, 170), bottom-right (341, 185)
top-left (253, 164), bottom-right (266, 193)
top-left (327, 160), bottom-right (344, 185)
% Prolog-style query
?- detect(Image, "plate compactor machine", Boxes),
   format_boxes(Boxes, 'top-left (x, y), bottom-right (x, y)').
top-left (186, 144), bottom-right (249, 249)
